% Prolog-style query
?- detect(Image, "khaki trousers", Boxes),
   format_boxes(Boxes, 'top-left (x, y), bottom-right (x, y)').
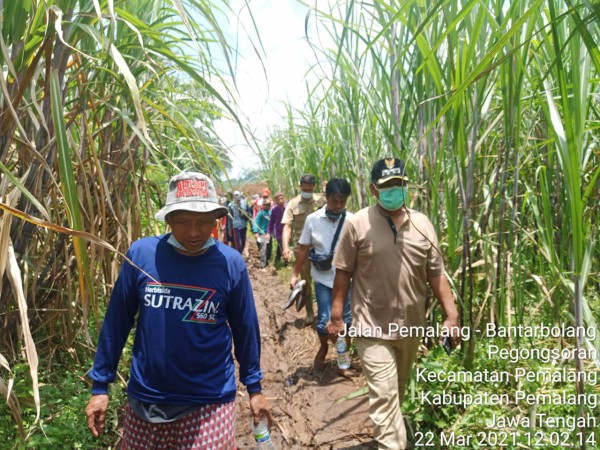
top-left (356, 336), bottom-right (420, 450)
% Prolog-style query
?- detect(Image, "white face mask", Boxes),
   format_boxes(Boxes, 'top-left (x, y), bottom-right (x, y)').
top-left (300, 191), bottom-right (313, 200)
top-left (167, 234), bottom-right (215, 253)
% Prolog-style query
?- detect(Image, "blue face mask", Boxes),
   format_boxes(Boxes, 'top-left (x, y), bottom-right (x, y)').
top-left (168, 234), bottom-right (214, 253)
top-left (377, 186), bottom-right (408, 211)
top-left (325, 209), bottom-right (345, 221)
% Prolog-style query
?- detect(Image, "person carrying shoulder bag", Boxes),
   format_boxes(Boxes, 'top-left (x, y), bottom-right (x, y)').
top-left (290, 178), bottom-right (353, 374)
top-left (306, 207), bottom-right (344, 271)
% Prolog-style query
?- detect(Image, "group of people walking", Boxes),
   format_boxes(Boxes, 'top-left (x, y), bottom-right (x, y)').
top-left (217, 187), bottom-right (285, 269)
top-left (85, 158), bottom-right (460, 449)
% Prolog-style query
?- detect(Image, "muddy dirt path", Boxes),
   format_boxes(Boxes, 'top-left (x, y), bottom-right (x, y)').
top-left (234, 244), bottom-right (375, 449)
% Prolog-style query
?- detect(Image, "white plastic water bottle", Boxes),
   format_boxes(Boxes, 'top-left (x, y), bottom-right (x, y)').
top-left (336, 336), bottom-right (351, 370)
top-left (252, 417), bottom-right (276, 449)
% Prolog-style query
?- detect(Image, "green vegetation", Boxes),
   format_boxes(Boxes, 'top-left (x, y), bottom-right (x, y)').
top-left (0, 0), bottom-right (599, 448)
top-left (0, 0), bottom-right (249, 446)
top-left (0, 358), bottom-right (126, 450)
top-left (259, 1), bottom-right (600, 448)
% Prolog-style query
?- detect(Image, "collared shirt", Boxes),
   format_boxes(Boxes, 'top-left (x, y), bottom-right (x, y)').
top-left (281, 193), bottom-right (326, 246)
top-left (333, 206), bottom-right (445, 339)
top-left (298, 206), bottom-right (353, 288)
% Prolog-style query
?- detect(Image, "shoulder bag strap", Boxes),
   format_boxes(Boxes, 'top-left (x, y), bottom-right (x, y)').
top-left (329, 212), bottom-right (346, 254)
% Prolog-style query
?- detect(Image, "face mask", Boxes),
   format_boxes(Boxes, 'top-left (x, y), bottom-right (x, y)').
top-left (168, 234), bottom-right (214, 253)
top-left (377, 186), bottom-right (408, 211)
top-left (325, 209), bottom-right (345, 221)
top-left (300, 191), bottom-right (313, 200)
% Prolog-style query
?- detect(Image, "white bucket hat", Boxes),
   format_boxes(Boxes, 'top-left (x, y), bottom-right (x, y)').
top-left (155, 171), bottom-right (228, 221)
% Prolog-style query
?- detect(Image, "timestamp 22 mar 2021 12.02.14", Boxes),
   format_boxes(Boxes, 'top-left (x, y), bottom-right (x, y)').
top-left (415, 429), bottom-right (597, 448)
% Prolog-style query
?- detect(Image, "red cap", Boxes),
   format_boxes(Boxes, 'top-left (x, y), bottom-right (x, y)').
top-left (261, 188), bottom-right (271, 196)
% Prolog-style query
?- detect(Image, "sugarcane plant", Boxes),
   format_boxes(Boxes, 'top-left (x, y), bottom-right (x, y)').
top-left (260, 0), bottom-right (599, 444)
top-left (0, 0), bottom-right (253, 440)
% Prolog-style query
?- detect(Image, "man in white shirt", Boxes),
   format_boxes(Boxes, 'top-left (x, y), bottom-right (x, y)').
top-left (290, 178), bottom-right (353, 372)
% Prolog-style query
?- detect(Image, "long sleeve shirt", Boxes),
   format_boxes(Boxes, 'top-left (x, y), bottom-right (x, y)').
top-left (267, 204), bottom-right (285, 240)
top-left (252, 210), bottom-right (271, 235)
top-left (229, 200), bottom-right (249, 230)
top-left (89, 235), bottom-right (263, 404)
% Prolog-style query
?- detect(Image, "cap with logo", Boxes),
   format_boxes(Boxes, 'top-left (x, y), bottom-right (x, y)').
top-left (261, 187), bottom-right (271, 197)
top-left (155, 171), bottom-right (228, 221)
top-left (371, 158), bottom-right (408, 185)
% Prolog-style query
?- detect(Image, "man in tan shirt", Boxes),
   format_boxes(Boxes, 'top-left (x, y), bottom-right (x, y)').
top-left (282, 174), bottom-right (326, 325)
top-left (327, 158), bottom-right (460, 449)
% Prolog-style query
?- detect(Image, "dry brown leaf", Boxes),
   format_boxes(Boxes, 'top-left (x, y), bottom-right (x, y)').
top-left (6, 242), bottom-right (40, 422)
top-left (0, 376), bottom-right (23, 437)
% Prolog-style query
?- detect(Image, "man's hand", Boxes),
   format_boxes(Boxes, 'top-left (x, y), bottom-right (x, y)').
top-left (428, 274), bottom-right (461, 348)
top-left (326, 317), bottom-right (345, 339)
top-left (326, 269), bottom-right (353, 339)
top-left (85, 394), bottom-right (109, 437)
top-left (442, 316), bottom-right (461, 348)
top-left (249, 392), bottom-right (273, 428)
top-left (282, 247), bottom-right (292, 262)
top-left (282, 224), bottom-right (292, 262)
top-left (290, 272), bottom-right (300, 290)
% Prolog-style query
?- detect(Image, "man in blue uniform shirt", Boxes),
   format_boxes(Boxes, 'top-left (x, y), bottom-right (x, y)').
top-left (85, 171), bottom-right (272, 449)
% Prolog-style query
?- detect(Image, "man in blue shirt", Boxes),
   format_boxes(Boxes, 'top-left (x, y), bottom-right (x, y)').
top-left (85, 171), bottom-right (272, 449)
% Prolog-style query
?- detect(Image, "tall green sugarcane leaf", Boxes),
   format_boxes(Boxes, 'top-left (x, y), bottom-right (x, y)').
top-left (50, 69), bottom-right (94, 332)
top-left (414, 0), bottom-right (479, 76)
top-left (419, 0), bottom-right (544, 141)
top-left (547, 0), bottom-right (583, 271)
top-left (107, 44), bottom-right (149, 139)
top-left (564, 0), bottom-right (600, 76)
top-left (582, 165), bottom-right (600, 207)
